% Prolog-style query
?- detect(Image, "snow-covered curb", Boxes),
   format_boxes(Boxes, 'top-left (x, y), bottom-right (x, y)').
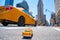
top-left (54, 28), bottom-right (60, 31)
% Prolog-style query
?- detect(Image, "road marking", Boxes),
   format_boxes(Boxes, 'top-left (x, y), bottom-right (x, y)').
top-left (0, 27), bottom-right (26, 29)
top-left (0, 27), bottom-right (35, 29)
top-left (54, 28), bottom-right (60, 31)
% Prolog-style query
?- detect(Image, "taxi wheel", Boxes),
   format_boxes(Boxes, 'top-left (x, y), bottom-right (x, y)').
top-left (2, 21), bottom-right (8, 26)
top-left (34, 24), bottom-right (36, 26)
top-left (34, 22), bottom-right (37, 26)
top-left (18, 16), bottom-right (25, 26)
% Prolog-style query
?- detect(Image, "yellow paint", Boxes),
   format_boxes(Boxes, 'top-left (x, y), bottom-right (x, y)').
top-left (22, 28), bottom-right (33, 37)
top-left (0, 6), bottom-right (36, 25)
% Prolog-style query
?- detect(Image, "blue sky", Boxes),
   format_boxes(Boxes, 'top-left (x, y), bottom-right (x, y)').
top-left (0, 0), bottom-right (55, 23)
top-left (43, 0), bottom-right (55, 23)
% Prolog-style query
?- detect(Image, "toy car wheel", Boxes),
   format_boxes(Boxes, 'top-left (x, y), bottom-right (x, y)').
top-left (23, 36), bottom-right (26, 38)
top-left (2, 21), bottom-right (8, 26)
top-left (18, 16), bottom-right (25, 26)
top-left (32, 34), bottom-right (33, 37)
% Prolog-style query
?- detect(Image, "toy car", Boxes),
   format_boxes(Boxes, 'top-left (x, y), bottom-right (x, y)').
top-left (22, 28), bottom-right (33, 38)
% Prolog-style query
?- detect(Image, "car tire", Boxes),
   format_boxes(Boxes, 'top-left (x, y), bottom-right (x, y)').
top-left (34, 21), bottom-right (37, 26)
top-left (34, 24), bottom-right (36, 26)
top-left (18, 16), bottom-right (25, 26)
top-left (2, 21), bottom-right (8, 26)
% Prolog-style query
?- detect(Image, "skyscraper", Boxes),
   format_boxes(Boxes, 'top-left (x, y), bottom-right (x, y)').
top-left (16, 0), bottom-right (31, 16)
top-left (37, 0), bottom-right (44, 25)
top-left (5, 0), bottom-right (14, 6)
top-left (16, 0), bottom-right (29, 11)
top-left (54, 0), bottom-right (60, 13)
top-left (54, 0), bottom-right (60, 26)
top-left (50, 12), bottom-right (56, 26)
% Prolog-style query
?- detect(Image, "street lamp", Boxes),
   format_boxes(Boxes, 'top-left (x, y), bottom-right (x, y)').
top-left (45, 9), bottom-right (56, 26)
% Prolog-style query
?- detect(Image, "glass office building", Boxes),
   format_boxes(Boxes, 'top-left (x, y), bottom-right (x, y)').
top-left (16, 0), bottom-right (34, 17)
top-left (5, 0), bottom-right (14, 6)
top-left (16, 0), bottom-right (29, 11)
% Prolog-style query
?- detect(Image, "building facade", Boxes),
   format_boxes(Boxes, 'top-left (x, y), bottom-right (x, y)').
top-left (16, 0), bottom-right (34, 17)
top-left (5, 0), bottom-right (14, 6)
top-left (54, 0), bottom-right (60, 13)
top-left (16, 0), bottom-right (29, 11)
top-left (50, 12), bottom-right (56, 26)
top-left (37, 0), bottom-right (44, 26)
top-left (43, 14), bottom-right (49, 26)
top-left (54, 0), bottom-right (60, 26)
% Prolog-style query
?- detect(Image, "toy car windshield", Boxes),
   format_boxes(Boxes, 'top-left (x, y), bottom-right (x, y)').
top-left (25, 30), bottom-right (30, 32)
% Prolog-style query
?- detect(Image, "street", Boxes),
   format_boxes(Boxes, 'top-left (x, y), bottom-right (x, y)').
top-left (0, 25), bottom-right (60, 40)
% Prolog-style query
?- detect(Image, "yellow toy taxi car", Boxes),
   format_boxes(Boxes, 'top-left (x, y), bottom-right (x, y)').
top-left (0, 5), bottom-right (36, 26)
top-left (22, 28), bottom-right (33, 38)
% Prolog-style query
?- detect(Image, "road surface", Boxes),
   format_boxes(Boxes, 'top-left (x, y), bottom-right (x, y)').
top-left (0, 26), bottom-right (60, 40)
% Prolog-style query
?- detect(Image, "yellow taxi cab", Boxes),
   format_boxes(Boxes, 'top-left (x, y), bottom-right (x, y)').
top-left (22, 28), bottom-right (33, 38)
top-left (0, 5), bottom-right (36, 26)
